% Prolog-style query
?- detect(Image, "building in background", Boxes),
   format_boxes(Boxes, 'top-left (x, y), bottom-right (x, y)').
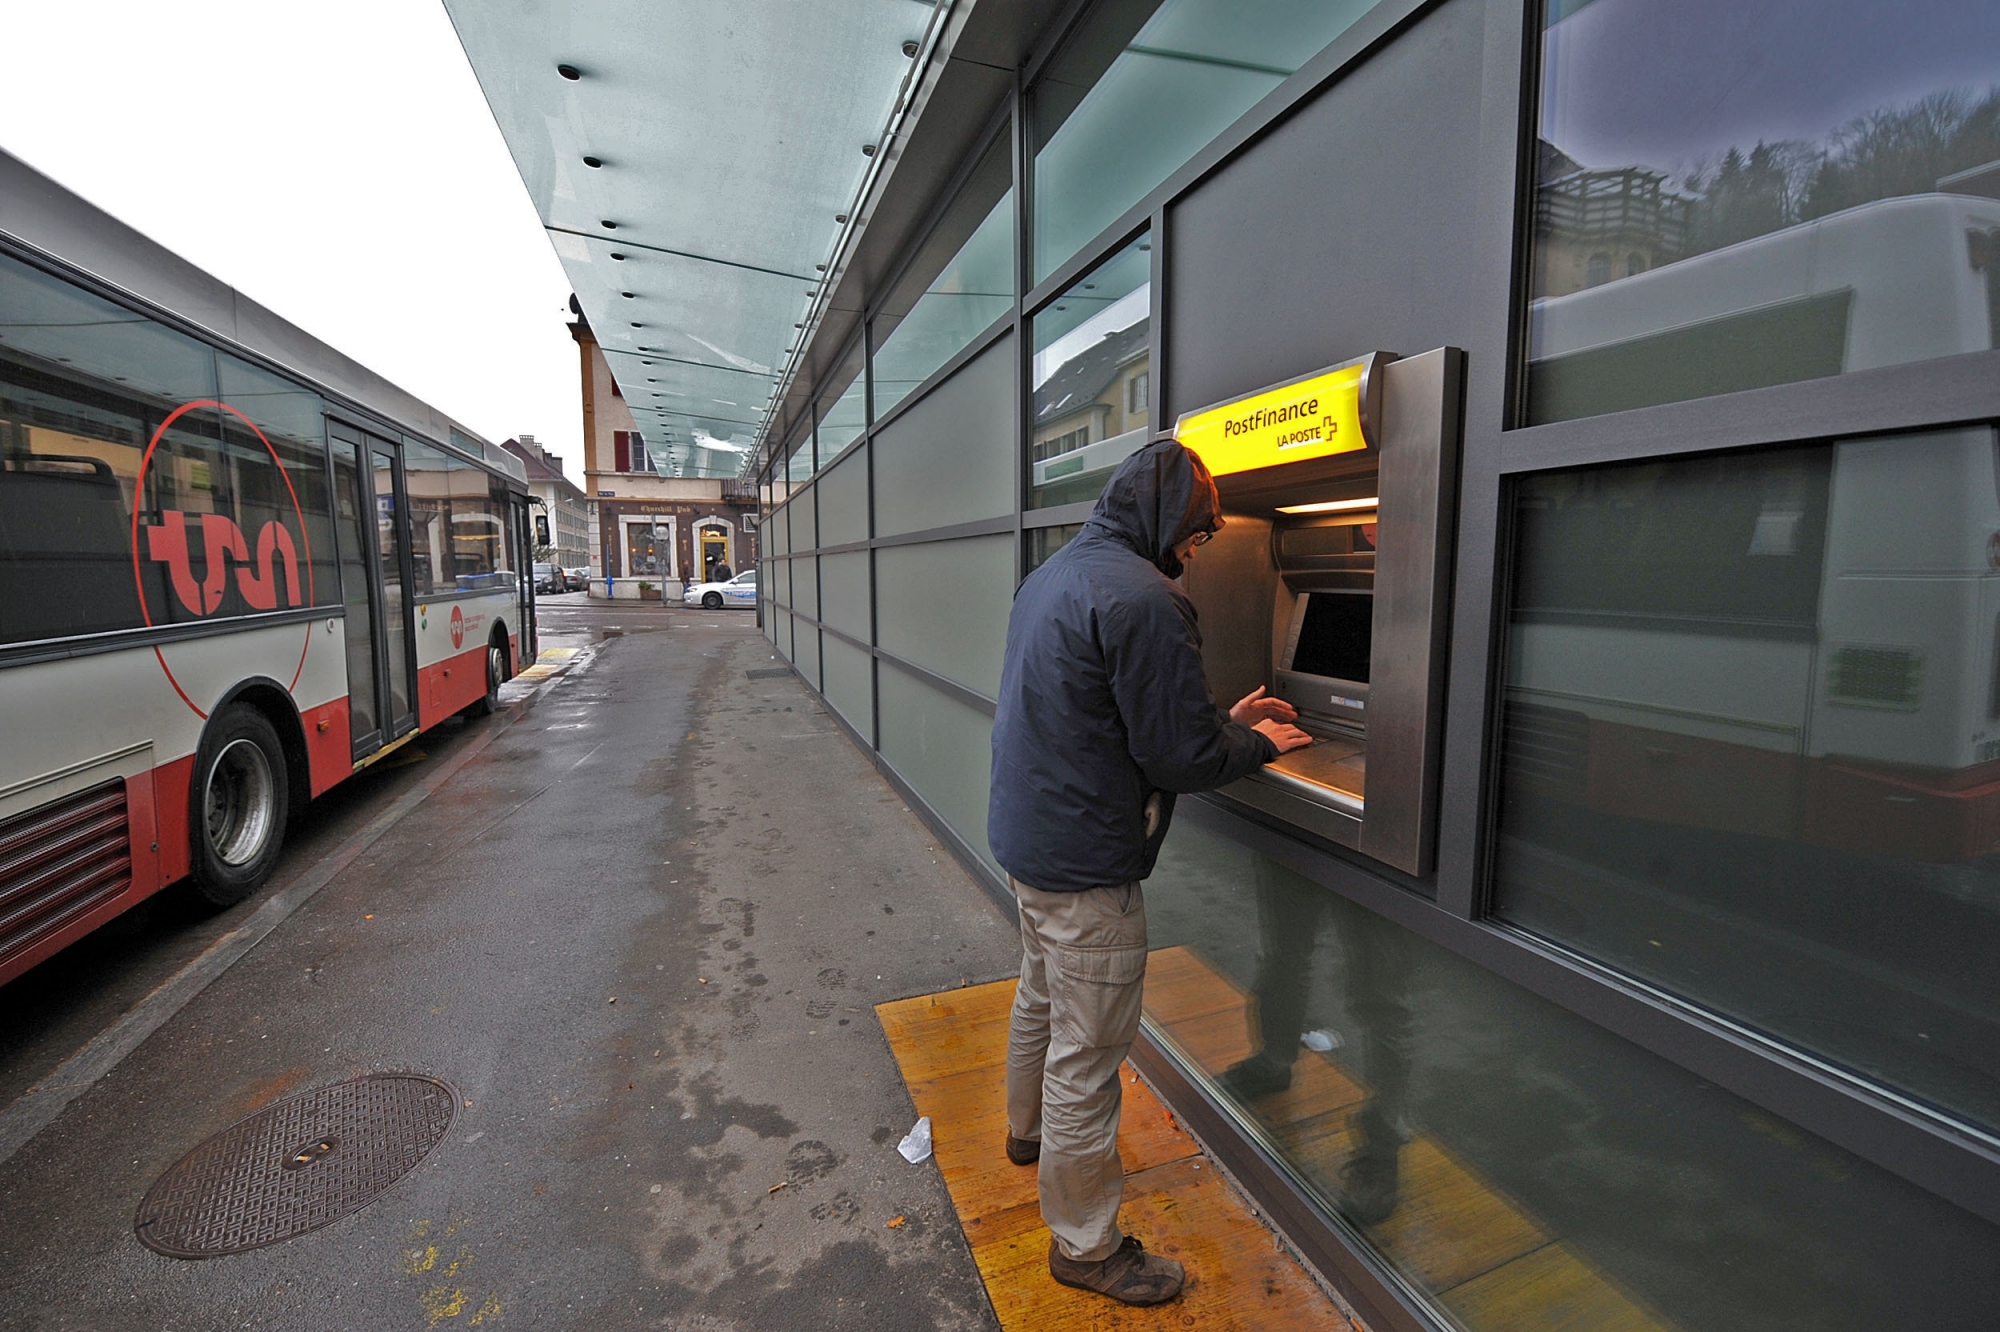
top-left (568, 303), bottom-right (755, 597)
top-left (500, 434), bottom-right (592, 571)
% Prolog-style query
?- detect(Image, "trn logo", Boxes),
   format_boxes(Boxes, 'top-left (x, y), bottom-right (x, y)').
top-left (144, 511), bottom-right (303, 615)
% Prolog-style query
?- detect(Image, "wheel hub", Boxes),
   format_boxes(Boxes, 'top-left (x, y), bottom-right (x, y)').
top-left (205, 738), bottom-right (274, 867)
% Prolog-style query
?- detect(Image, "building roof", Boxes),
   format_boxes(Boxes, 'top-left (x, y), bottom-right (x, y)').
top-left (501, 438), bottom-right (591, 505)
top-left (1034, 320), bottom-right (1149, 428)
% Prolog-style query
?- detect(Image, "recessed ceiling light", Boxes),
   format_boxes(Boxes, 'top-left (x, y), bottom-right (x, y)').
top-left (902, 40), bottom-right (919, 57)
top-left (630, 321), bottom-right (643, 328)
top-left (621, 291), bottom-right (635, 298)
top-left (610, 252), bottom-right (627, 261)
top-left (583, 156), bottom-right (604, 169)
top-left (861, 144), bottom-right (876, 157)
top-left (558, 64), bottom-right (582, 80)
top-left (601, 220), bottom-right (617, 229)
top-left (835, 213), bottom-right (848, 224)
top-left (815, 264), bottom-right (826, 272)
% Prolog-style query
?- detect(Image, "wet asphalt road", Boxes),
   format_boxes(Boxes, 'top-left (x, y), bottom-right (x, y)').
top-left (0, 596), bottom-right (1021, 1331)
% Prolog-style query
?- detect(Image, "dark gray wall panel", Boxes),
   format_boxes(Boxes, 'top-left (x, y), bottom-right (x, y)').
top-left (1165, 0), bottom-right (1489, 419)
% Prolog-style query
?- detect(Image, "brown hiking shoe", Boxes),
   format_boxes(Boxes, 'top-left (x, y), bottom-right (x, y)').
top-left (1006, 1134), bottom-right (1040, 1166)
top-left (1048, 1235), bottom-right (1185, 1305)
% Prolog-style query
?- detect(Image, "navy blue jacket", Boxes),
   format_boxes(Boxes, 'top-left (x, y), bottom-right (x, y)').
top-left (988, 440), bottom-right (1277, 891)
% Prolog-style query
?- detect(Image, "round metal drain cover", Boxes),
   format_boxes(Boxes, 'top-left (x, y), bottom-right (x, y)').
top-left (135, 1073), bottom-right (458, 1258)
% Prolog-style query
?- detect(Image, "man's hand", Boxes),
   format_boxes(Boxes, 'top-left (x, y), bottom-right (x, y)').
top-left (1231, 685), bottom-right (1297, 727)
top-left (1254, 718), bottom-right (1314, 754)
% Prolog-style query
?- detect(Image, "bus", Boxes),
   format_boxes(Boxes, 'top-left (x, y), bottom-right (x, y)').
top-left (0, 150), bottom-right (537, 987)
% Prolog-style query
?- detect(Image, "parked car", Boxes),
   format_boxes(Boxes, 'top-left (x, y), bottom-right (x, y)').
top-left (532, 562), bottom-right (562, 594)
top-left (563, 566), bottom-right (590, 591)
top-left (683, 568), bottom-right (757, 609)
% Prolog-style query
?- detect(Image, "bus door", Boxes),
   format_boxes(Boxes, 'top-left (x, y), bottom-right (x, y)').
top-left (329, 423), bottom-right (419, 757)
top-left (513, 493), bottom-right (536, 664)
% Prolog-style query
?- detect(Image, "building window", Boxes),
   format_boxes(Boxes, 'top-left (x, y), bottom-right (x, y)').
top-left (1524, 0), bottom-right (2000, 425)
top-left (1030, 231), bottom-right (1151, 509)
top-left (1033, 425), bottom-right (1090, 462)
top-left (1127, 370), bottom-right (1149, 416)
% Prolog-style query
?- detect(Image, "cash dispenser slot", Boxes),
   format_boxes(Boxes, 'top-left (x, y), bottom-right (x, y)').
top-left (1177, 348), bottom-right (1461, 876)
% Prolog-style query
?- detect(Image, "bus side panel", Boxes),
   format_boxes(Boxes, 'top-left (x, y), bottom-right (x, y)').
top-left (412, 591), bottom-right (516, 730)
top-left (303, 698), bottom-right (351, 797)
top-left (148, 754), bottom-right (198, 888)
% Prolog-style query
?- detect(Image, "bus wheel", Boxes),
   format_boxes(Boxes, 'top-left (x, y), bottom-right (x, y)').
top-left (190, 705), bottom-right (289, 907)
top-left (703, 592), bottom-right (723, 609)
top-left (466, 635), bottom-right (507, 717)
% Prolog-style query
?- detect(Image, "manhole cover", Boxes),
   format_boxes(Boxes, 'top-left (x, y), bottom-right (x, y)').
top-left (134, 1073), bottom-right (458, 1258)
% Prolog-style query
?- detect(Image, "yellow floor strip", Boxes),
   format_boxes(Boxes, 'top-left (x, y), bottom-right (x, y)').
top-left (878, 979), bottom-right (1358, 1330)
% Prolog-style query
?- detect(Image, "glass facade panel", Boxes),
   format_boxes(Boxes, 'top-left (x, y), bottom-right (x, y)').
top-left (877, 661), bottom-right (997, 870)
top-left (873, 132), bottom-right (1016, 419)
top-left (1495, 430), bottom-right (2000, 1133)
top-left (817, 445), bottom-right (869, 548)
top-left (1525, 0), bottom-right (2000, 425)
top-left (216, 353), bottom-right (337, 608)
top-left (772, 556), bottom-right (791, 609)
top-left (790, 486), bottom-right (818, 553)
top-left (1031, 234), bottom-right (1151, 509)
top-left (792, 617), bottom-right (820, 689)
top-left (873, 332), bottom-right (1016, 537)
top-left (1031, 0), bottom-right (1375, 281)
top-left (822, 634), bottom-right (872, 739)
top-left (786, 432), bottom-right (815, 483)
top-left (792, 553), bottom-right (818, 621)
top-left (1144, 818), bottom-right (2000, 1332)
top-left (818, 549), bottom-right (870, 639)
top-left (818, 342), bottom-right (867, 462)
top-left (876, 535), bottom-right (1013, 699)
top-left (1026, 522), bottom-right (1085, 572)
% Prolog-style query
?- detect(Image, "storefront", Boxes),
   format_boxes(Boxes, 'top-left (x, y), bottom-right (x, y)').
top-left (753, 0), bottom-right (2000, 1327)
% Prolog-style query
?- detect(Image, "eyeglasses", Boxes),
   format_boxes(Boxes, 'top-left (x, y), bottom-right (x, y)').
top-left (1190, 529), bottom-right (1217, 546)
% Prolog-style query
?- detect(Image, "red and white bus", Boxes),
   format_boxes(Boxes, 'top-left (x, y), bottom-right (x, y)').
top-left (0, 151), bottom-right (538, 986)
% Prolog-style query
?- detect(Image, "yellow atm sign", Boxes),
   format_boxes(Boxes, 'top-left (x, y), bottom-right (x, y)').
top-left (1175, 361), bottom-right (1370, 477)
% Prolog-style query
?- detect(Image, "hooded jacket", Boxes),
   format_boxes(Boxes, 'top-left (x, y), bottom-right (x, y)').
top-left (988, 439), bottom-right (1277, 892)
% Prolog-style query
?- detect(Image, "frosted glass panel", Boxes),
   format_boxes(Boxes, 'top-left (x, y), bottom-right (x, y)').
top-left (876, 534), bottom-right (1014, 699)
top-left (878, 662), bottom-right (998, 871)
top-left (792, 484), bottom-right (818, 551)
top-left (818, 445), bottom-right (870, 547)
top-left (792, 554), bottom-right (818, 620)
top-left (773, 558), bottom-right (791, 608)
top-left (873, 333), bottom-right (1016, 537)
top-left (820, 550), bottom-right (870, 638)
top-left (822, 634), bottom-right (874, 740)
top-left (776, 608), bottom-right (793, 660)
top-left (793, 619), bottom-right (820, 689)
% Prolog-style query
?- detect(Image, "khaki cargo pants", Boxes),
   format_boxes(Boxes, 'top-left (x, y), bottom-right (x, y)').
top-left (1006, 877), bottom-right (1149, 1263)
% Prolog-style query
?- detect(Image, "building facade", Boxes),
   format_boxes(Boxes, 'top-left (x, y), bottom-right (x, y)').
top-left (500, 434), bottom-right (592, 571)
top-left (749, 3), bottom-right (2000, 1329)
top-left (570, 311), bottom-right (756, 595)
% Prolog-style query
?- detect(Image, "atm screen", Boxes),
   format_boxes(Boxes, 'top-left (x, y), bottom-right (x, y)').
top-left (1289, 592), bottom-right (1372, 684)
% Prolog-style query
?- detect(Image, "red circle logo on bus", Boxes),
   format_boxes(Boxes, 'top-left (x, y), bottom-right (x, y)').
top-left (129, 401), bottom-right (317, 719)
top-left (450, 604), bottom-right (466, 650)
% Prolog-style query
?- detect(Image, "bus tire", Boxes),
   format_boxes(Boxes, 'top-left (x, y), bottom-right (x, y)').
top-left (189, 704), bottom-right (289, 908)
top-left (465, 632), bottom-right (508, 717)
top-left (702, 592), bottom-right (723, 609)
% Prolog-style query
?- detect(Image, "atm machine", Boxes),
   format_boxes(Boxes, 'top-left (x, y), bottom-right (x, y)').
top-left (1177, 348), bottom-right (1462, 877)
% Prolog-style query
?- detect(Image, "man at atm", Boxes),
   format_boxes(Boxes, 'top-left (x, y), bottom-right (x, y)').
top-left (988, 438), bottom-right (1312, 1306)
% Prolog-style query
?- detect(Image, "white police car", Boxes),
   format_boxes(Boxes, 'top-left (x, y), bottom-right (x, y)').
top-left (683, 568), bottom-right (757, 609)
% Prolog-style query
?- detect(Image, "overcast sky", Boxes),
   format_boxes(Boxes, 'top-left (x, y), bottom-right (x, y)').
top-left (0, 0), bottom-right (583, 482)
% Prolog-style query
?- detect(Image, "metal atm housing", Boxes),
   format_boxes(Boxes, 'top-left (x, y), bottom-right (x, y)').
top-left (1181, 348), bottom-right (1462, 876)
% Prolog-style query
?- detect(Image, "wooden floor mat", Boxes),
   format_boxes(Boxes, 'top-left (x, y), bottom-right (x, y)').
top-left (878, 976), bottom-right (1358, 1330)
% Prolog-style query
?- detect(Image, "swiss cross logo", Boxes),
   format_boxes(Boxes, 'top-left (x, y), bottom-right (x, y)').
top-left (450, 604), bottom-right (466, 649)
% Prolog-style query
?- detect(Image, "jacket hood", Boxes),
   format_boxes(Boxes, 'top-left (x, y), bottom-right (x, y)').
top-left (1084, 439), bottom-right (1221, 579)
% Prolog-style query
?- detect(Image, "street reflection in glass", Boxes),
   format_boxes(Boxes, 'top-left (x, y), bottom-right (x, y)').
top-left (1526, 0), bottom-right (2000, 423)
top-left (1496, 428), bottom-right (2000, 1135)
top-left (1142, 820), bottom-right (2000, 1331)
top-left (1030, 233), bottom-right (1152, 509)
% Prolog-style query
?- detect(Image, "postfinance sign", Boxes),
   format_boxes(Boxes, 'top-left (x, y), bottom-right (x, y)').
top-left (1175, 362), bottom-right (1368, 477)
